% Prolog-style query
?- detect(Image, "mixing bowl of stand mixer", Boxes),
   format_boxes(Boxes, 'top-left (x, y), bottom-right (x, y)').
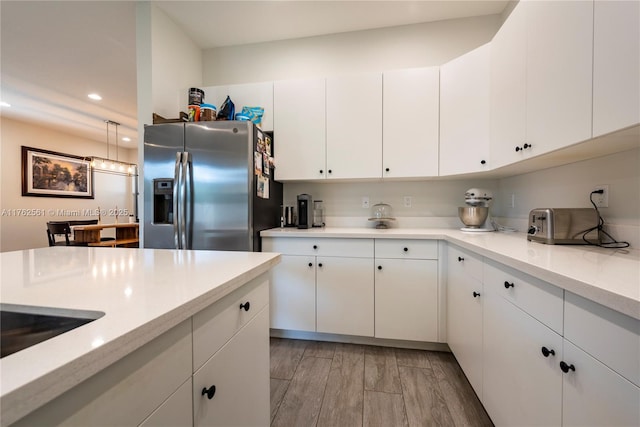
top-left (458, 188), bottom-right (494, 232)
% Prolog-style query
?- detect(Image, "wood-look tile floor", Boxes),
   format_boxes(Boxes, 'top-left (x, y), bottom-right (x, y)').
top-left (270, 338), bottom-right (493, 427)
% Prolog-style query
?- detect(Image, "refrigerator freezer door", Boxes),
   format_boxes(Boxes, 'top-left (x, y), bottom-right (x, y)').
top-left (144, 123), bottom-right (185, 249)
top-left (185, 121), bottom-right (253, 251)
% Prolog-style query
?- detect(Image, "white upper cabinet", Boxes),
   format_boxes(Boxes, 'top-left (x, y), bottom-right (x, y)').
top-left (326, 72), bottom-right (383, 179)
top-left (491, 0), bottom-right (594, 169)
top-left (202, 82), bottom-right (274, 131)
top-left (592, 0), bottom-right (640, 137)
top-left (440, 43), bottom-right (491, 176)
top-left (273, 78), bottom-right (327, 181)
top-left (526, 0), bottom-right (593, 155)
top-left (489, 1), bottom-right (527, 169)
top-left (383, 67), bottom-right (439, 178)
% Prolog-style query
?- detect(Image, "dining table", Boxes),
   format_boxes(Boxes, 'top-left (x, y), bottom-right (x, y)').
top-left (73, 223), bottom-right (139, 247)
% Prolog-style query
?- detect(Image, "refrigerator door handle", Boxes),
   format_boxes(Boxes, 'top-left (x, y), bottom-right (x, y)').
top-left (173, 152), bottom-right (183, 249)
top-left (181, 152), bottom-right (191, 250)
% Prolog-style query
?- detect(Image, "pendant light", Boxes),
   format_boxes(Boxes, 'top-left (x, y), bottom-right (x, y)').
top-left (89, 120), bottom-right (137, 176)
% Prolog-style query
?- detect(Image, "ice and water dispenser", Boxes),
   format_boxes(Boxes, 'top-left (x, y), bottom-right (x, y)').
top-left (153, 179), bottom-right (173, 224)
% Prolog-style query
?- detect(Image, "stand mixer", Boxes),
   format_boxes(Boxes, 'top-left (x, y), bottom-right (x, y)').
top-left (458, 188), bottom-right (495, 232)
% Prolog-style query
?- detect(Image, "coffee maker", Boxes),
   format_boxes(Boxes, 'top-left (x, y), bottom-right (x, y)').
top-left (297, 194), bottom-right (313, 229)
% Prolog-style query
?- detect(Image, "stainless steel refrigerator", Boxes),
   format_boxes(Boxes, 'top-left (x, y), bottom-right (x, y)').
top-left (143, 121), bottom-right (282, 251)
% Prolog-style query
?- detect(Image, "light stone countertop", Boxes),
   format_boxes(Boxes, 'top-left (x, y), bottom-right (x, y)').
top-left (261, 227), bottom-right (640, 321)
top-left (0, 247), bottom-right (280, 426)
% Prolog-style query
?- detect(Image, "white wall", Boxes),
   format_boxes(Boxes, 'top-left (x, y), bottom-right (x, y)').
top-left (202, 14), bottom-right (501, 85)
top-left (150, 4), bottom-right (202, 119)
top-left (0, 117), bottom-right (137, 252)
top-left (494, 148), bottom-right (640, 247)
top-left (283, 179), bottom-right (498, 229)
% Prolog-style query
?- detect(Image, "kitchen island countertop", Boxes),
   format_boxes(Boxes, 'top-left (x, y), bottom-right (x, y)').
top-left (261, 227), bottom-right (640, 321)
top-left (0, 247), bottom-right (280, 426)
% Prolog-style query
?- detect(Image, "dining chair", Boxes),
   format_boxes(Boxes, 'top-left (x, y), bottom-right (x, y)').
top-left (46, 221), bottom-right (84, 246)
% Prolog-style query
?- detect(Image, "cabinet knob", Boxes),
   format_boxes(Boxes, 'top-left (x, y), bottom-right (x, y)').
top-left (313, 245), bottom-right (318, 250)
top-left (523, 143), bottom-right (532, 149)
top-left (541, 347), bottom-right (556, 358)
top-left (202, 385), bottom-right (216, 400)
top-left (458, 257), bottom-right (464, 262)
top-left (403, 247), bottom-right (408, 252)
top-left (473, 291), bottom-right (481, 298)
top-left (239, 301), bottom-right (251, 311)
top-left (308, 262), bottom-right (313, 267)
top-left (560, 361), bottom-right (575, 373)
top-left (318, 263), bottom-right (323, 267)
top-left (515, 146), bottom-right (521, 152)
top-left (504, 281), bottom-right (515, 289)
top-left (319, 169), bottom-right (323, 174)
top-left (328, 169), bottom-right (332, 174)
top-left (377, 265), bottom-right (382, 270)
top-left (385, 167), bottom-right (390, 172)
top-left (480, 160), bottom-right (486, 165)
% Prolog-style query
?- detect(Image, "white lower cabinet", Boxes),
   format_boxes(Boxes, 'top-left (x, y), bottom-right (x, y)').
top-left (12, 275), bottom-right (271, 427)
top-left (374, 239), bottom-right (439, 342)
top-left (375, 258), bottom-right (438, 341)
top-left (482, 288), bottom-right (562, 426)
top-left (446, 245), bottom-right (483, 398)
top-left (316, 256), bottom-right (374, 336)
top-left (269, 255), bottom-right (316, 332)
top-left (193, 308), bottom-right (270, 426)
top-left (140, 379), bottom-right (193, 427)
top-left (561, 339), bottom-right (640, 427)
top-left (446, 242), bottom-right (640, 427)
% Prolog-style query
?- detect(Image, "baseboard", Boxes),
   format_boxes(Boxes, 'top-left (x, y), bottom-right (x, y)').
top-left (270, 329), bottom-right (451, 352)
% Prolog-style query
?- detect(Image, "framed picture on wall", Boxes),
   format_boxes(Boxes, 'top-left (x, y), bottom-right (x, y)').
top-left (21, 146), bottom-right (94, 198)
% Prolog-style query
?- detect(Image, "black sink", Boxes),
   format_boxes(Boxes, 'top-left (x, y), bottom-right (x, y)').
top-left (0, 304), bottom-right (105, 358)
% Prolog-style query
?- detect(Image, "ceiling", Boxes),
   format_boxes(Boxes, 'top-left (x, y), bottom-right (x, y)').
top-left (1, 1), bottom-right (508, 150)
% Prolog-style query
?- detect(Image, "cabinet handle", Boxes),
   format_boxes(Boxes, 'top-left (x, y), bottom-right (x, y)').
top-left (403, 247), bottom-right (408, 252)
top-left (458, 257), bottom-right (464, 262)
top-left (308, 262), bottom-right (313, 267)
top-left (480, 160), bottom-right (486, 165)
top-left (473, 291), bottom-right (481, 298)
top-left (202, 385), bottom-right (216, 400)
top-left (377, 265), bottom-right (382, 270)
top-left (560, 361), bottom-right (575, 373)
top-left (524, 143), bottom-right (532, 149)
top-left (515, 146), bottom-right (521, 152)
top-left (318, 263), bottom-right (323, 267)
top-left (239, 301), bottom-right (250, 311)
top-left (313, 245), bottom-right (318, 250)
top-left (541, 346), bottom-right (556, 357)
top-left (504, 281), bottom-right (515, 289)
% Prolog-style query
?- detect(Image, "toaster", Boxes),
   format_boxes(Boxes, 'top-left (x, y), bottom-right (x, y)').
top-left (527, 208), bottom-right (600, 244)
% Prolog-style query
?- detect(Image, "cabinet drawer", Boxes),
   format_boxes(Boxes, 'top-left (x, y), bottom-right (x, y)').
top-left (564, 292), bottom-right (640, 387)
top-left (375, 239), bottom-right (437, 259)
top-left (13, 320), bottom-right (192, 427)
top-left (193, 274), bottom-right (269, 370)
top-left (484, 259), bottom-right (563, 334)
top-left (447, 244), bottom-right (483, 282)
top-left (262, 237), bottom-right (373, 258)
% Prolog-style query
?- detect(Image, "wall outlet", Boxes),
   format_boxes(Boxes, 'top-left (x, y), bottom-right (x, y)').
top-left (362, 196), bottom-right (370, 209)
top-left (592, 185), bottom-right (609, 208)
top-left (403, 196), bottom-right (412, 208)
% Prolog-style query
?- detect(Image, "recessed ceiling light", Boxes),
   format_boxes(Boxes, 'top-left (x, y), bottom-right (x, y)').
top-left (88, 93), bottom-right (102, 101)
top-left (0, 101), bottom-right (11, 107)
top-left (122, 137), bottom-right (131, 142)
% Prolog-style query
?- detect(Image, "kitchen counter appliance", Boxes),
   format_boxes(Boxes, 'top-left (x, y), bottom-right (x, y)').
top-left (527, 208), bottom-right (600, 244)
top-left (458, 188), bottom-right (494, 232)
